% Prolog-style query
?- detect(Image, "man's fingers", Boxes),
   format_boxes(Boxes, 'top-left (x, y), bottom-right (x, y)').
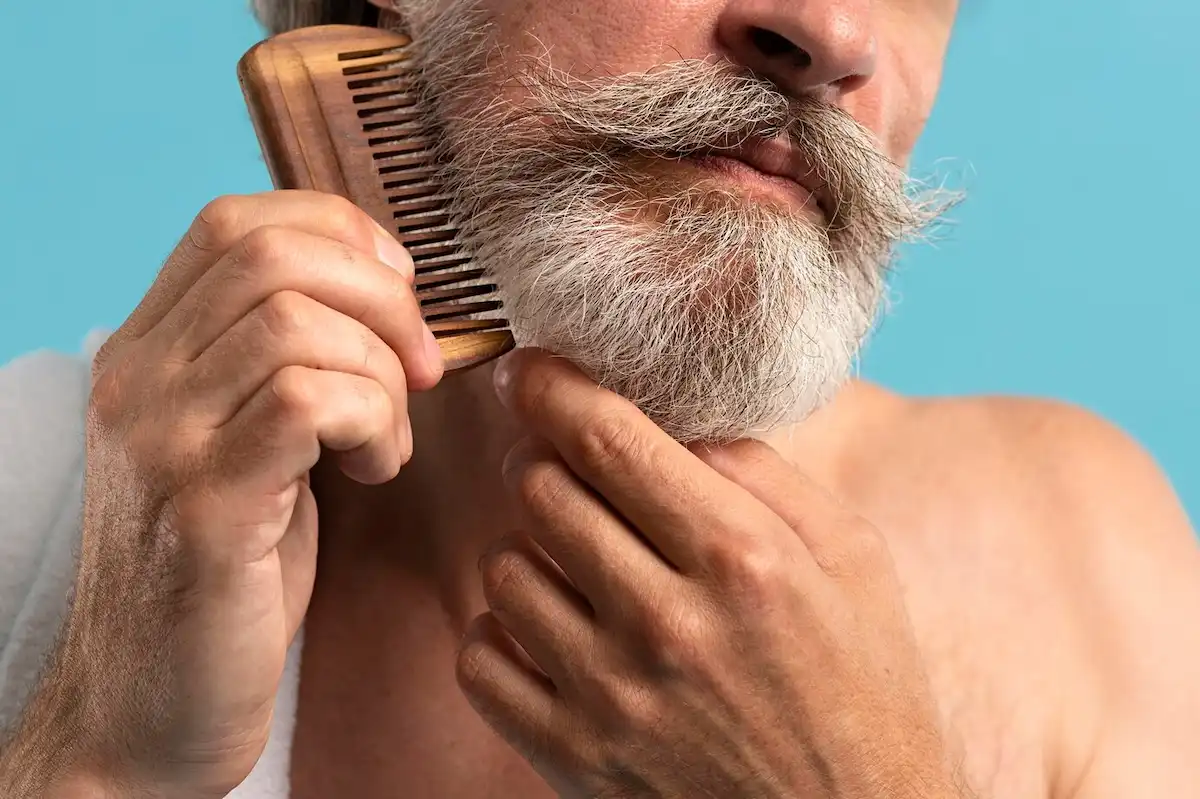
top-left (690, 439), bottom-right (828, 530)
top-left (276, 478), bottom-right (319, 641)
top-left (501, 437), bottom-right (673, 621)
top-left (165, 367), bottom-right (398, 568)
top-left (479, 534), bottom-right (596, 690)
top-left (180, 291), bottom-right (409, 438)
top-left (215, 365), bottom-right (403, 498)
top-left (457, 613), bottom-right (561, 759)
top-left (494, 349), bottom-right (780, 574)
top-left (158, 226), bottom-right (440, 390)
top-left (695, 439), bottom-right (892, 580)
top-left (115, 191), bottom-right (410, 345)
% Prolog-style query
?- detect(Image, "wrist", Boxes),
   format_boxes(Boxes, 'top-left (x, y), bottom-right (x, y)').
top-left (48, 768), bottom-right (124, 799)
top-left (1, 730), bottom-right (121, 799)
top-left (2, 737), bottom-right (140, 799)
top-left (0, 667), bottom-right (132, 799)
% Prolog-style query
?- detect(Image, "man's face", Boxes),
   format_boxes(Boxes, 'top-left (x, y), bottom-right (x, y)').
top-left (384, 0), bottom-right (957, 441)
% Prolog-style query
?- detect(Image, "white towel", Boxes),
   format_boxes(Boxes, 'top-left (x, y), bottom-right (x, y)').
top-left (0, 333), bottom-right (300, 797)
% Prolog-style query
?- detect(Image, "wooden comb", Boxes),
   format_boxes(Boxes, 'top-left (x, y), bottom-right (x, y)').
top-left (236, 23), bottom-right (514, 373)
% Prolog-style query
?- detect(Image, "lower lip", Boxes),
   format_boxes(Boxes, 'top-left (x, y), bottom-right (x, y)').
top-left (689, 154), bottom-right (821, 216)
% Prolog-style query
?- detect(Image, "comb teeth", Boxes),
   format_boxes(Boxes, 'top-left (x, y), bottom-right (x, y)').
top-left (427, 317), bottom-right (509, 338)
top-left (337, 42), bottom-right (509, 338)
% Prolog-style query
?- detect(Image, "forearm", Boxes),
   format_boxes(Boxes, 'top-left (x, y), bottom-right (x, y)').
top-left (0, 663), bottom-right (121, 799)
top-left (2, 767), bottom-right (119, 799)
top-left (1, 727), bottom-right (124, 799)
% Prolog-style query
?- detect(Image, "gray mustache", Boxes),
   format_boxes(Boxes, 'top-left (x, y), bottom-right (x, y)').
top-left (508, 59), bottom-right (863, 159)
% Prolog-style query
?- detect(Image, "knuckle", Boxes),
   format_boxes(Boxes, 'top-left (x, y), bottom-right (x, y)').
top-left (705, 538), bottom-right (782, 593)
top-left (479, 548), bottom-right (530, 609)
top-left (239, 224), bottom-right (301, 271)
top-left (641, 601), bottom-right (712, 673)
top-left (825, 519), bottom-right (890, 575)
top-left (577, 411), bottom-right (640, 472)
top-left (455, 638), bottom-right (492, 689)
top-left (513, 459), bottom-right (571, 521)
top-left (90, 337), bottom-right (122, 381)
top-left (356, 377), bottom-right (392, 421)
top-left (87, 363), bottom-right (128, 429)
top-left (258, 290), bottom-right (314, 340)
top-left (269, 366), bottom-right (318, 422)
top-left (318, 194), bottom-right (375, 249)
top-left (194, 195), bottom-right (253, 249)
top-left (87, 348), bottom-right (160, 436)
top-left (608, 682), bottom-right (662, 738)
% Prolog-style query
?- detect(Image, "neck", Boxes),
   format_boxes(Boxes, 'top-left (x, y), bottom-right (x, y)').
top-left (310, 361), bottom-right (522, 631)
top-left (308, 360), bottom-right (872, 631)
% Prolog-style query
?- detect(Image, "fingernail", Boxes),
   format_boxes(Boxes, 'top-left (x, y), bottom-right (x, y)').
top-left (373, 225), bottom-right (415, 284)
top-left (493, 353), bottom-right (515, 409)
top-left (423, 324), bottom-right (444, 375)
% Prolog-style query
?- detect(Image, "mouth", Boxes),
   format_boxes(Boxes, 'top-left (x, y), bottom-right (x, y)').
top-left (683, 139), bottom-right (831, 222)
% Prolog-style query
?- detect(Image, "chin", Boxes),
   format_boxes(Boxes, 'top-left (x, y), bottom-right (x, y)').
top-left (473, 192), bottom-right (878, 442)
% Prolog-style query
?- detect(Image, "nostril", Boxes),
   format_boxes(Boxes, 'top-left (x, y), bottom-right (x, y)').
top-left (748, 26), bottom-right (812, 68)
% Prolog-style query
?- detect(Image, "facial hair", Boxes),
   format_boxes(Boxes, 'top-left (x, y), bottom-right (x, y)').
top-left (387, 0), bottom-right (947, 442)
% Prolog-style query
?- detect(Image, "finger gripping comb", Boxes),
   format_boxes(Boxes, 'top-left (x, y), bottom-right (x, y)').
top-left (236, 24), bottom-right (515, 373)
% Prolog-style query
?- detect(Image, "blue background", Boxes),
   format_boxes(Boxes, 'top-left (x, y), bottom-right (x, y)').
top-left (1, 2), bottom-right (1196, 522)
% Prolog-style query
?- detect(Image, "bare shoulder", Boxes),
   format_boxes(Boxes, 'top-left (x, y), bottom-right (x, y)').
top-left (898, 391), bottom-right (1197, 583)
top-left (945, 394), bottom-right (1184, 504)
top-left (841, 387), bottom-right (1200, 798)
top-left (841, 386), bottom-right (1194, 547)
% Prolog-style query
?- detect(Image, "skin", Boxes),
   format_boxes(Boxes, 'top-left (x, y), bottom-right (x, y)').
top-left (1, 0), bottom-right (1197, 797)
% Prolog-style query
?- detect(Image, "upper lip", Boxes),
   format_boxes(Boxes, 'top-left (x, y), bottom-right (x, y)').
top-left (721, 138), bottom-right (832, 219)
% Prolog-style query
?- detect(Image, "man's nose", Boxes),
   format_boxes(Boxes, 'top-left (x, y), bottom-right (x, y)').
top-left (716, 0), bottom-right (877, 98)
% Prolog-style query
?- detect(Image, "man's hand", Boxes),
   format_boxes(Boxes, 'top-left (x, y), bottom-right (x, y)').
top-left (459, 349), bottom-right (965, 799)
top-left (0, 191), bottom-right (441, 799)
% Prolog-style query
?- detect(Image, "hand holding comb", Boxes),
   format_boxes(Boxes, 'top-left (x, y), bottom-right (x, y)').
top-left (237, 23), bottom-right (514, 373)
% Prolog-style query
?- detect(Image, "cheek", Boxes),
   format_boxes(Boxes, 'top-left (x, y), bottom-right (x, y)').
top-left (843, 43), bottom-right (948, 166)
top-left (479, 0), bottom-right (719, 72)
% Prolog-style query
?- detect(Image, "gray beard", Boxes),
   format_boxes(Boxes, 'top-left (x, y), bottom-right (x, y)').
top-left (389, 1), bottom-right (947, 442)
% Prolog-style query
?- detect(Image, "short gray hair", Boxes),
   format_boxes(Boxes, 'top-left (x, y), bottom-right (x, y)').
top-left (250, 0), bottom-right (375, 34)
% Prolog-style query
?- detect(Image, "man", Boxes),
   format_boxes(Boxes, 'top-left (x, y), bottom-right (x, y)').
top-left (0, 0), bottom-right (1196, 796)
